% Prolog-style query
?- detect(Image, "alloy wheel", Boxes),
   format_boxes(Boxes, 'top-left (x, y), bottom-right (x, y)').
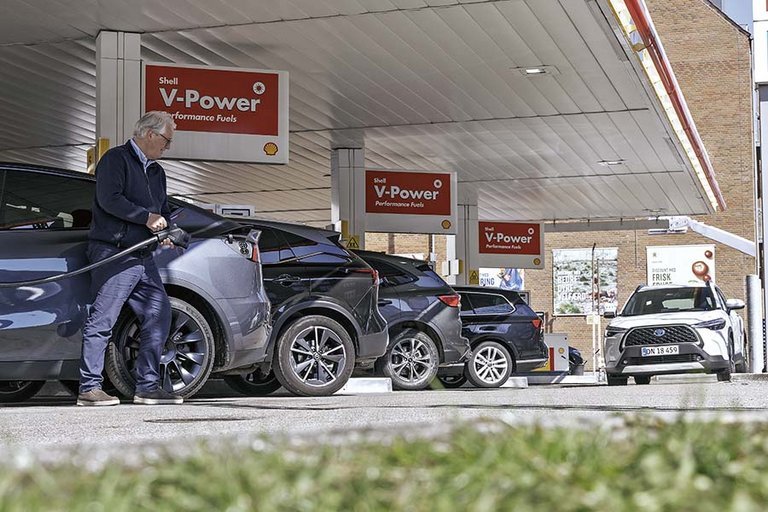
top-left (288, 326), bottom-right (348, 387)
top-left (121, 309), bottom-right (208, 392)
top-left (390, 337), bottom-right (436, 384)
top-left (472, 345), bottom-right (510, 385)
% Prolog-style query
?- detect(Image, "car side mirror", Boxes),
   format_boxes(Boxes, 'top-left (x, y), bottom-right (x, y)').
top-left (603, 311), bottom-right (616, 319)
top-left (725, 298), bottom-right (745, 311)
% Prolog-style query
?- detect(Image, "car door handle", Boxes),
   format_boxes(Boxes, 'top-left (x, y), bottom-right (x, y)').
top-left (275, 274), bottom-right (301, 286)
top-left (479, 326), bottom-right (496, 332)
top-left (378, 299), bottom-right (393, 306)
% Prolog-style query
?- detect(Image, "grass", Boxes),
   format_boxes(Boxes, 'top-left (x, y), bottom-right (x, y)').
top-left (1, 416), bottom-right (768, 511)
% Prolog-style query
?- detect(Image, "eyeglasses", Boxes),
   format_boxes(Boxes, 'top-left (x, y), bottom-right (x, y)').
top-left (154, 131), bottom-right (172, 148)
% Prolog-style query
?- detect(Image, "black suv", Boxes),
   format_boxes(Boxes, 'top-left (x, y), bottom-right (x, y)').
top-left (223, 220), bottom-right (388, 396)
top-left (0, 163), bottom-right (271, 402)
top-left (450, 286), bottom-right (547, 388)
top-left (353, 251), bottom-right (470, 390)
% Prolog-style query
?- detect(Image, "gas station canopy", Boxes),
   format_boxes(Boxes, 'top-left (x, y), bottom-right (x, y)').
top-left (0, 0), bottom-right (722, 227)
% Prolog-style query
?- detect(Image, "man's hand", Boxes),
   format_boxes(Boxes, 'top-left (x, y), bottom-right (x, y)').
top-left (159, 238), bottom-right (175, 248)
top-left (146, 213), bottom-right (167, 232)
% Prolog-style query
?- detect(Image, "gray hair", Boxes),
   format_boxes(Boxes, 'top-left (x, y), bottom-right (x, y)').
top-left (133, 111), bottom-right (176, 138)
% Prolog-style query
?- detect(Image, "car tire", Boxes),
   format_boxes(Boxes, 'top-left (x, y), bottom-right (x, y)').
top-left (634, 375), bottom-right (651, 385)
top-left (0, 381), bottom-right (44, 403)
top-left (465, 340), bottom-right (513, 388)
top-left (224, 370), bottom-right (282, 396)
top-left (272, 315), bottom-right (354, 397)
top-left (735, 333), bottom-right (748, 373)
top-left (607, 376), bottom-right (628, 386)
top-left (717, 340), bottom-right (736, 382)
top-left (106, 297), bottom-right (215, 398)
top-left (437, 374), bottom-right (468, 388)
top-left (376, 329), bottom-right (440, 391)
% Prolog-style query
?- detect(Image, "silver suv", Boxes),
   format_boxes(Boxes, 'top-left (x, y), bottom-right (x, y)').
top-left (603, 283), bottom-right (746, 385)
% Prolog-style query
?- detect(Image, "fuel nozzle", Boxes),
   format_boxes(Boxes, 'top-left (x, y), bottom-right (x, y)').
top-left (155, 224), bottom-right (191, 249)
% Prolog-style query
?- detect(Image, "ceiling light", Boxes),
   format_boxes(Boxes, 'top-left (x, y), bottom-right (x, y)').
top-left (511, 65), bottom-right (559, 77)
top-left (598, 159), bottom-right (625, 166)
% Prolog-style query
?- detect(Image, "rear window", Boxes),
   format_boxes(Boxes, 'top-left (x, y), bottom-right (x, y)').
top-left (281, 231), bottom-right (352, 264)
top-left (258, 228), bottom-right (294, 264)
top-left (367, 258), bottom-right (417, 287)
top-left (464, 293), bottom-right (515, 315)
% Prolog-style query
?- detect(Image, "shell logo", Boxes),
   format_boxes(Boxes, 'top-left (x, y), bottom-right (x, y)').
top-left (533, 258), bottom-right (541, 266)
top-left (263, 142), bottom-right (278, 156)
top-left (558, 347), bottom-right (565, 355)
top-left (441, 220), bottom-right (452, 230)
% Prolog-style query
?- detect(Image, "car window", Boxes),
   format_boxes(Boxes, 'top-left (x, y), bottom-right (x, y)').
top-left (715, 287), bottom-right (727, 310)
top-left (622, 287), bottom-right (715, 315)
top-left (366, 259), bottom-right (417, 287)
top-left (258, 227), bottom-right (294, 265)
top-left (0, 170), bottom-right (95, 230)
top-left (459, 293), bottom-right (474, 312)
top-left (466, 293), bottom-right (515, 315)
top-left (281, 231), bottom-right (351, 264)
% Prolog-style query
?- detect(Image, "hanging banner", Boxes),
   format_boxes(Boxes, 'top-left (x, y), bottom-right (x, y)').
top-left (646, 245), bottom-right (715, 285)
top-left (477, 221), bottom-right (544, 268)
top-left (553, 248), bottom-right (618, 316)
top-left (363, 169), bottom-right (457, 234)
top-left (143, 62), bottom-right (288, 163)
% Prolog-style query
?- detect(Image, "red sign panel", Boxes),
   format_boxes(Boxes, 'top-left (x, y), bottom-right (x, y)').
top-left (144, 64), bottom-right (280, 135)
top-left (479, 222), bottom-right (541, 255)
top-left (365, 171), bottom-right (452, 215)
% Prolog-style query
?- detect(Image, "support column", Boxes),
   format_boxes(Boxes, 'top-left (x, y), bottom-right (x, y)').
top-left (331, 148), bottom-right (366, 249)
top-left (454, 204), bottom-right (478, 285)
top-left (96, 31), bottom-right (142, 149)
top-left (757, 85), bottom-right (768, 371)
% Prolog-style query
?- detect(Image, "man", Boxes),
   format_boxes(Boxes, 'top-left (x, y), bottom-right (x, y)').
top-left (77, 111), bottom-right (182, 406)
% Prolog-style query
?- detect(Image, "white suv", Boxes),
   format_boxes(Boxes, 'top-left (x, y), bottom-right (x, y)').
top-left (603, 283), bottom-right (746, 385)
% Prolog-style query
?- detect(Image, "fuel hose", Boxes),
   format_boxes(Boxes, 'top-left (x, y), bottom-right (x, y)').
top-left (0, 225), bottom-right (191, 288)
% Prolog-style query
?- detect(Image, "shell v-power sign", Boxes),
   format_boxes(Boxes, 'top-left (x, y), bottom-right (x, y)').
top-left (143, 63), bottom-right (288, 163)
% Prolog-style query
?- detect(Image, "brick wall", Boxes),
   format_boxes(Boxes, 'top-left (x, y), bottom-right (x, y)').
top-left (362, 0), bottom-right (754, 370)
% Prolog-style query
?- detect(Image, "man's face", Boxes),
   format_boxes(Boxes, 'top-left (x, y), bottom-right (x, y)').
top-left (146, 126), bottom-right (174, 160)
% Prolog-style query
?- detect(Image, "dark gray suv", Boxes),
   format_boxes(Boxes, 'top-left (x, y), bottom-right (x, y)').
top-left (0, 163), bottom-right (271, 402)
top-left (355, 251), bottom-right (470, 391)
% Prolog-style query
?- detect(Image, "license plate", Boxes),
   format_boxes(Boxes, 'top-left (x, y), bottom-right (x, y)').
top-left (641, 345), bottom-right (679, 357)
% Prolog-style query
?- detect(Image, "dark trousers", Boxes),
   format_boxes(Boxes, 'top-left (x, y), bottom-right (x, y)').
top-left (79, 242), bottom-right (171, 394)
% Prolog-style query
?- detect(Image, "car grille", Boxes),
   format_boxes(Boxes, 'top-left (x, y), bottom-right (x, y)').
top-left (627, 354), bottom-right (700, 365)
top-left (624, 325), bottom-right (698, 347)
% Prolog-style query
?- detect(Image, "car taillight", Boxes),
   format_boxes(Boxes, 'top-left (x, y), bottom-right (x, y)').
top-left (531, 318), bottom-right (542, 330)
top-left (250, 242), bottom-right (260, 262)
top-left (438, 294), bottom-right (460, 307)
top-left (350, 267), bottom-right (379, 284)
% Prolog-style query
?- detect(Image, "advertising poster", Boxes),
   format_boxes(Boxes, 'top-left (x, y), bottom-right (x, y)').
top-left (553, 248), bottom-right (618, 316)
top-left (479, 268), bottom-right (525, 290)
top-left (363, 169), bottom-right (457, 234)
top-left (143, 63), bottom-right (289, 163)
top-left (477, 221), bottom-right (544, 269)
top-left (646, 245), bottom-right (715, 285)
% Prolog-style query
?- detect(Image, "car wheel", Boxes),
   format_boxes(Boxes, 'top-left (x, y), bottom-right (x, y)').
top-left (735, 333), bottom-right (748, 373)
top-left (465, 341), bottom-right (513, 388)
top-left (437, 374), bottom-right (468, 388)
top-left (607, 376), bottom-right (628, 386)
top-left (717, 340), bottom-right (735, 382)
top-left (634, 375), bottom-right (651, 385)
top-left (224, 370), bottom-right (282, 396)
top-left (106, 297), bottom-right (215, 398)
top-left (0, 381), bottom-right (44, 403)
top-left (272, 315), bottom-right (354, 397)
top-left (376, 329), bottom-right (440, 391)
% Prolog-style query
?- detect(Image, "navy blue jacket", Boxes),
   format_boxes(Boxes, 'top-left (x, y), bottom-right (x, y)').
top-left (89, 141), bottom-right (171, 248)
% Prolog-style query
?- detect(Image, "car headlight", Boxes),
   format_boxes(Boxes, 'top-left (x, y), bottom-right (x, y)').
top-left (694, 319), bottom-right (726, 330)
top-left (605, 326), bottom-right (627, 337)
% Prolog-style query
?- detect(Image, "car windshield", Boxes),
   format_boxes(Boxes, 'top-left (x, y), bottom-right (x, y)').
top-left (622, 287), bottom-right (716, 316)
